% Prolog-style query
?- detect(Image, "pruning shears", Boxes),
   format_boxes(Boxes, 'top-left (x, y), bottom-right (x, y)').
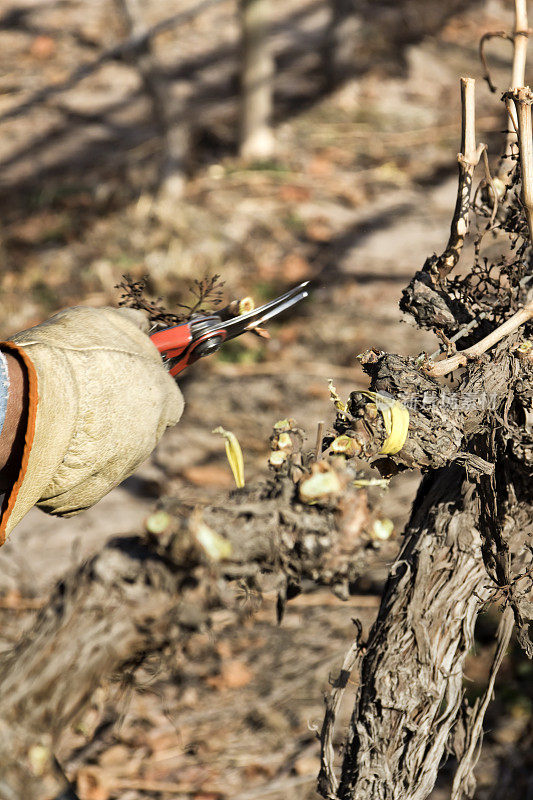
top-left (150, 281), bottom-right (309, 376)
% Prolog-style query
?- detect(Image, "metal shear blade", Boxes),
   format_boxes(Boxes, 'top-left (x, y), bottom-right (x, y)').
top-left (212, 281), bottom-right (309, 341)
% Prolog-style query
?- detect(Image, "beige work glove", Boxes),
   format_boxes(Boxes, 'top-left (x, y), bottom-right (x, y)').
top-left (0, 306), bottom-right (183, 543)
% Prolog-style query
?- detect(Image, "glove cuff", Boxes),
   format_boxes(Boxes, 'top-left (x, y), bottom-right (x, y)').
top-left (0, 342), bottom-right (39, 544)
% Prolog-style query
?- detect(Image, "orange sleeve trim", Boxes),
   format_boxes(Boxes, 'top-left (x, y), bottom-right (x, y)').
top-left (0, 342), bottom-right (38, 545)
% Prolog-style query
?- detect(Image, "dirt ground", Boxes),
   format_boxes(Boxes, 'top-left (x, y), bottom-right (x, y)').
top-left (0, 1), bottom-right (531, 798)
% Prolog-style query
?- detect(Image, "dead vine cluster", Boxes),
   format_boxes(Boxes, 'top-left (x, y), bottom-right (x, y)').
top-left (116, 272), bottom-right (225, 328)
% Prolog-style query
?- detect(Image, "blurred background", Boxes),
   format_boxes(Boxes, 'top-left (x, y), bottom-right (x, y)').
top-left (0, 1), bottom-right (531, 798)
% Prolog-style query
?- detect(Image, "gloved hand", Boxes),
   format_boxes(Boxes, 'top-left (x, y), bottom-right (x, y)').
top-left (0, 306), bottom-right (183, 543)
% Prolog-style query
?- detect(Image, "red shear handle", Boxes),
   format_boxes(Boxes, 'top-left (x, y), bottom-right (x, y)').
top-left (150, 323), bottom-right (193, 359)
top-left (150, 324), bottom-right (228, 377)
